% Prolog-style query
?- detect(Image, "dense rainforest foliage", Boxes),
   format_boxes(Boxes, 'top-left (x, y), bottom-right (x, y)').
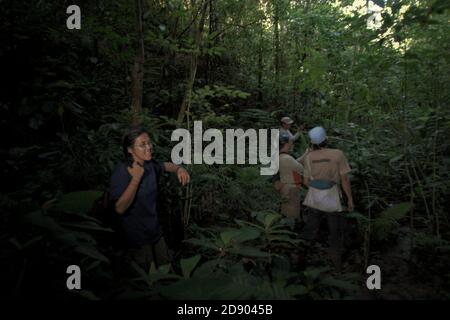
top-left (1, 0), bottom-right (449, 299)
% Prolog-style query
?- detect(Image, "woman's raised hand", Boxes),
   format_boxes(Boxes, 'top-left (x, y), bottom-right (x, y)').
top-left (128, 161), bottom-right (145, 182)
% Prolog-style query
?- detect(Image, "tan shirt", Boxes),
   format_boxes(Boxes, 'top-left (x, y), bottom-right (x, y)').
top-left (279, 153), bottom-right (303, 186)
top-left (304, 148), bottom-right (351, 183)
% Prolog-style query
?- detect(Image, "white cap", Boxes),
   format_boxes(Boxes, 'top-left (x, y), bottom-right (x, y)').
top-left (281, 116), bottom-right (294, 124)
top-left (308, 126), bottom-right (327, 144)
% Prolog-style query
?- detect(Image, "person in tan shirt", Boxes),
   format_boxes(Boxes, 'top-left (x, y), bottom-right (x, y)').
top-left (274, 133), bottom-right (303, 220)
top-left (304, 148), bottom-right (352, 185)
top-left (299, 126), bottom-right (354, 269)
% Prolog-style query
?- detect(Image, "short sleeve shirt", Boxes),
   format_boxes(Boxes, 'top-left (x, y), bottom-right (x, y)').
top-left (279, 153), bottom-right (303, 186)
top-left (304, 148), bottom-right (351, 183)
top-left (280, 127), bottom-right (301, 142)
top-left (110, 160), bottom-right (165, 247)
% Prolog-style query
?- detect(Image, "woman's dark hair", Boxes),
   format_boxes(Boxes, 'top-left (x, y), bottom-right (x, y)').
top-left (122, 125), bottom-right (149, 166)
top-left (311, 139), bottom-right (328, 150)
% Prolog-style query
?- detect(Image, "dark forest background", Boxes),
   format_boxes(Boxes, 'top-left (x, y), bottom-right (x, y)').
top-left (1, 0), bottom-right (449, 299)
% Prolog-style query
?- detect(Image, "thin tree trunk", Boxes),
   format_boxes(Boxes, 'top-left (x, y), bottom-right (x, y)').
top-left (273, 0), bottom-right (280, 98)
top-left (205, 0), bottom-right (214, 85)
top-left (130, 0), bottom-right (145, 120)
top-left (257, 17), bottom-right (263, 104)
top-left (177, 0), bottom-right (209, 124)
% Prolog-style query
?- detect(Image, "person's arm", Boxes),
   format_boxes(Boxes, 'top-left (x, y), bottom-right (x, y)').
top-left (115, 162), bottom-right (144, 215)
top-left (341, 173), bottom-right (354, 212)
top-left (303, 175), bottom-right (310, 187)
top-left (296, 147), bottom-right (310, 166)
top-left (290, 157), bottom-right (303, 187)
top-left (302, 153), bottom-right (311, 187)
top-left (338, 150), bottom-right (353, 211)
top-left (291, 130), bottom-right (301, 142)
top-left (163, 162), bottom-right (190, 186)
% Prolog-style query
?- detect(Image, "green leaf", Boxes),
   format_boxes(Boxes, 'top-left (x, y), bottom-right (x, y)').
top-left (285, 284), bottom-right (309, 297)
top-left (381, 202), bottom-right (413, 220)
top-left (264, 213), bottom-right (282, 228)
top-left (22, 210), bottom-right (67, 234)
top-left (192, 259), bottom-right (222, 278)
top-left (303, 267), bottom-right (330, 282)
top-left (234, 219), bottom-right (264, 231)
top-left (227, 247), bottom-right (271, 258)
top-left (184, 238), bottom-right (219, 251)
top-left (321, 277), bottom-right (359, 291)
top-left (60, 221), bottom-right (114, 233)
top-left (220, 227), bottom-right (260, 246)
top-left (74, 245), bottom-right (109, 264)
top-left (50, 191), bottom-right (103, 214)
top-left (180, 254), bottom-right (201, 278)
top-left (131, 260), bottom-right (151, 285)
top-left (267, 236), bottom-right (300, 246)
top-left (389, 154), bottom-right (404, 165)
top-left (346, 211), bottom-right (370, 224)
top-left (71, 290), bottom-right (100, 300)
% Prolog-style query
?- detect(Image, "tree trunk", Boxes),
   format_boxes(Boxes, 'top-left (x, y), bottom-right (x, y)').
top-left (130, 0), bottom-right (145, 121)
top-left (177, 0), bottom-right (209, 124)
top-left (257, 17), bottom-right (264, 104)
top-left (206, 0), bottom-right (214, 85)
top-left (273, 0), bottom-right (280, 98)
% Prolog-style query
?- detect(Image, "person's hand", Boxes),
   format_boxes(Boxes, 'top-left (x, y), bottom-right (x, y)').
top-left (177, 167), bottom-right (190, 186)
top-left (128, 161), bottom-right (144, 183)
top-left (347, 198), bottom-right (354, 212)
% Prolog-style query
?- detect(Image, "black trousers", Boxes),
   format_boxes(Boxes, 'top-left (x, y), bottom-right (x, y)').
top-left (299, 208), bottom-right (346, 248)
top-left (129, 236), bottom-right (171, 271)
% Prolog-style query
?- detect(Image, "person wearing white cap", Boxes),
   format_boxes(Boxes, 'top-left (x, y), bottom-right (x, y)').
top-left (299, 126), bottom-right (354, 269)
top-left (280, 116), bottom-right (301, 142)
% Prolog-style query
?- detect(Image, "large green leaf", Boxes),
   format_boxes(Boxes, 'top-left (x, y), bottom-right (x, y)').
top-left (180, 255), bottom-right (201, 278)
top-left (264, 213), bottom-right (282, 228)
top-left (303, 267), bottom-right (330, 282)
top-left (373, 202), bottom-right (414, 240)
top-left (184, 238), bottom-right (219, 251)
top-left (160, 273), bottom-right (237, 299)
top-left (50, 191), bottom-right (103, 214)
top-left (380, 202), bottom-right (413, 220)
top-left (192, 259), bottom-right (222, 278)
top-left (320, 277), bottom-right (359, 292)
top-left (220, 227), bottom-right (260, 246)
top-left (346, 211), bottom-right (370, 224)
top-left (60, 221), bottom-right (114, 233)
top-left (285, 284), bottom-right (309, 297)
top-left (227, 247), bottom-right (271, 258)
top-left (161, 270), bottom-right (267, 299)
top-left (74, 245), bottom-right (110, 264)
top-left (22, 210), bottom-right (67, 233)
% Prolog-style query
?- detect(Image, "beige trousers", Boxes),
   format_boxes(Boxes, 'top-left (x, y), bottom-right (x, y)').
top-left (279, 184), bottom-right (301, 220)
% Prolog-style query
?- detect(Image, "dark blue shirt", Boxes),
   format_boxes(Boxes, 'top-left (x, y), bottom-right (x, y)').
top-left (110, 160), bottom-right (164, 247)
